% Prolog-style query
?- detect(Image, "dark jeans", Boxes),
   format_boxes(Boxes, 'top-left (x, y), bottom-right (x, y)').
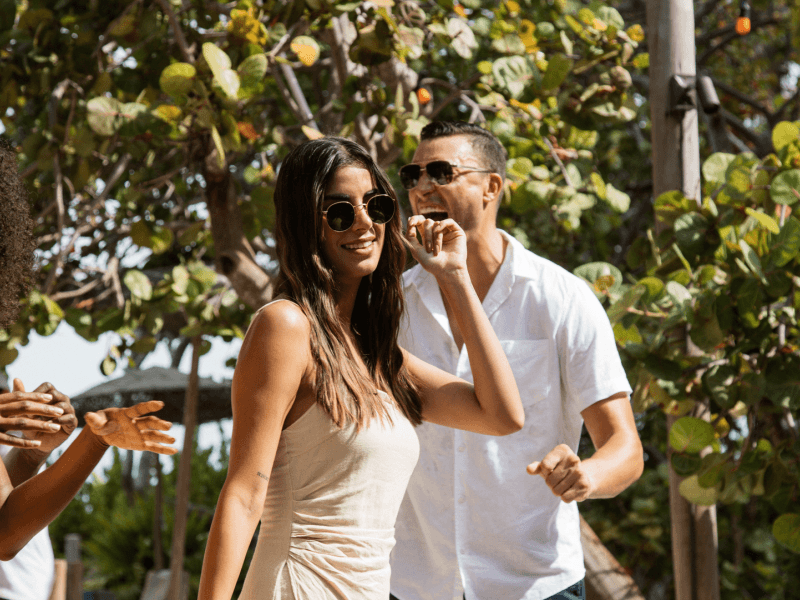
top-left (390, 580), bottom-right (585, 600)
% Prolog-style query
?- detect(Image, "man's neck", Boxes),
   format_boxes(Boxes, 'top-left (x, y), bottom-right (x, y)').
top-left (464, 228), bottom-right (506, 303)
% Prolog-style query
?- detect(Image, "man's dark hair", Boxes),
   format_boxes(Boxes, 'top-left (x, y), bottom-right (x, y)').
top-left (0, 137), bottom-right (36, 330)
top-left (420, 121), bottom-right (507, 181)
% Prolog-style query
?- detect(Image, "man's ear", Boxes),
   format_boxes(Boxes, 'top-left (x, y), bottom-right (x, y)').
top-left (483, 172), bottom-right (504, 208)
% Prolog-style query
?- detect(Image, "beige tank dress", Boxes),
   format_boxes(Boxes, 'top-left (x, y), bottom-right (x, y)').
top-left (238, 390), bottom-right (419, 600)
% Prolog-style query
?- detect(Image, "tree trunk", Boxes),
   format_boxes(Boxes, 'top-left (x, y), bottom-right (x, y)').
top-left (167, 336), bottom-right (201, 600)
top-left (645, 1), bottom-right (720, 599)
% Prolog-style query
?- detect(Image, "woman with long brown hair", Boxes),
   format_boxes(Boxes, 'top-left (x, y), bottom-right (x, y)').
top-left (197, 137), bottom-right (523, 600)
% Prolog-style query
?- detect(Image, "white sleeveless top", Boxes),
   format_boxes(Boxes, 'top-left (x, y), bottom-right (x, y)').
top-left (238, 391), bottom-right (419, 600)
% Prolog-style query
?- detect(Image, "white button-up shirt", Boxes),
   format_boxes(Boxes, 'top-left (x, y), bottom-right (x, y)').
top-left (390, 231), bottom-right (631, 600)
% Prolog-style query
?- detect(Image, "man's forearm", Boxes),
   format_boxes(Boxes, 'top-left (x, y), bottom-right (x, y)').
top-left (2, 447), bottom-right (50, 487)
top-left (0, 427), bottom-right (108, 559)
top-left (582, 432), bottom-right (643, 499)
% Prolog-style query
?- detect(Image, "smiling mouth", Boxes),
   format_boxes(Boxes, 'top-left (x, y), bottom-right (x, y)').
top-left (419, 207), bottom-right (449, 221)
top-left (342, 240), bottom-right (374, 250)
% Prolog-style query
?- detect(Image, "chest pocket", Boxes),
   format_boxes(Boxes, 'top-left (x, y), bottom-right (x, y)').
top-left (498, 339), bottom-right (554, 413)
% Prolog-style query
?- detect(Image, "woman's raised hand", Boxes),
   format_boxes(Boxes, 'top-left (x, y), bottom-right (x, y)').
top-left (403, 216), bottom-right (467, 279)
top-left (84, 400), bottom-right (178, 455)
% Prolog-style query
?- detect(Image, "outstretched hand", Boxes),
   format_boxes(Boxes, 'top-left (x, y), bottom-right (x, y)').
top-left (84, 400), bottom-right (178, 455)
top-left (402, 216), bottom-right (467, 278)
top-left (0, 378), bottom-right (69, 449)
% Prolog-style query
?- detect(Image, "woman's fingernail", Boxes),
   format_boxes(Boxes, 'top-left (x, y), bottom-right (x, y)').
top-left (48, 423), bottom-right (61, 431)
top-left (53, 407), bottom-right (64, 415)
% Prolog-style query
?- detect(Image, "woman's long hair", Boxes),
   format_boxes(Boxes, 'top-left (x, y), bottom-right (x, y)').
top-left (272, 137), bottom-right (422, 429)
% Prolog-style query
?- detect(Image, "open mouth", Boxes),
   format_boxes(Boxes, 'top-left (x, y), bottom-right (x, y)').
top-left (419, 207), bottom-right (449, 221)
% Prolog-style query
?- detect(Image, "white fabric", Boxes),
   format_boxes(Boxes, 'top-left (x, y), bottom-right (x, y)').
top-left (0, 444), bottom-right (56, 600)
top-left (239, 391), bottom-right (419, 600)
top-left (390, 230), bottom-right (632, 600)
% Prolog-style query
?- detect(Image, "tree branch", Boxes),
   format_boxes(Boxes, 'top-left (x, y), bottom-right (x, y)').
top-left (156, 0), bottom-right (193, 62)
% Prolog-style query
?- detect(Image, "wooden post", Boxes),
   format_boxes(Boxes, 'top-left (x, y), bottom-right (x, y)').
top-left (167, 335), bottom-right (202, 600)
top-left (581, 516), bottom-right (646, 600)
top-left (154, 455), bottom-right (164, 571)
top-left (48, 558), bottom-right (67, 600)
top-left (645, 1), bottom-right (720, 599)
top-left (64, 534), bottom-right (82, 600)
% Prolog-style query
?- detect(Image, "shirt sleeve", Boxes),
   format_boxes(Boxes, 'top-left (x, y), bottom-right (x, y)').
top-left (556, 277), bottom-right (632, 414)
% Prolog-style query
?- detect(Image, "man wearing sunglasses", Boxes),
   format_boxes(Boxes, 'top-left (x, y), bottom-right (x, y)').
top-left (389, 121), bottom-right (643, 600)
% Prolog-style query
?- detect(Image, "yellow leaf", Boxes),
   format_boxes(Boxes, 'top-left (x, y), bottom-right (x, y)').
top-left (290, 36), bottom-right (320, 67)
top-left (506, 1), bottom-right (520, 13)
top-left (302, 125), bottom-right (324, 140)
top-left (626, 24), bottom-right (645, 43)
top-left (453, 3), bottom-right (467, 18)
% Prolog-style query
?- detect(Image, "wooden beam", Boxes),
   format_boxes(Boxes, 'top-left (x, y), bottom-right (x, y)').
top-left (581, 516), bottom-right (646, 600)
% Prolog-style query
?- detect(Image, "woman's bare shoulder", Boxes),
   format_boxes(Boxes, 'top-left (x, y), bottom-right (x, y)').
top-left (250, 298), bottom-right (311, 338)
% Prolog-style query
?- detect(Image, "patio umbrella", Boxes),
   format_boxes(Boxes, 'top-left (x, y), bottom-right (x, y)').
top-left (71, 366), bottom-right (232, 426)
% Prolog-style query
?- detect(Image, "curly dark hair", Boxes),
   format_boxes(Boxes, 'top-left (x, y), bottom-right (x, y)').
top-left (273, 137), bottom-right (423, 429)
top-left (0, 137), bottom-right (36, 331)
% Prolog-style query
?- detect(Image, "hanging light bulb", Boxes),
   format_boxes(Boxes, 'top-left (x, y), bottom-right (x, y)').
top-left (736, 0), bottom-right (751, 35)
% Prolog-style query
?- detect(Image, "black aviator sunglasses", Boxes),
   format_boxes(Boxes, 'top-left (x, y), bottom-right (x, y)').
top-left (399, 160), bottom-right (494, 190)
top-left (321, 194), bottom-right (396, 232)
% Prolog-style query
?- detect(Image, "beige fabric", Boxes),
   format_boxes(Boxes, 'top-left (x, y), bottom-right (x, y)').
top-left (238, 391), bottom-right (419, 600)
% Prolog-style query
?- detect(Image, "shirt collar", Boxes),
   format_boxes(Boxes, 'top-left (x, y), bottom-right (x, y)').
top-left (406, 229), bottom-right (520, 322)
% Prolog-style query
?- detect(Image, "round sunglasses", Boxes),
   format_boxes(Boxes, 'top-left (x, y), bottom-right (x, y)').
top-left (398, 161), bottom-right (494, 190)
top-left (321, 194), bottom-right (396, 232)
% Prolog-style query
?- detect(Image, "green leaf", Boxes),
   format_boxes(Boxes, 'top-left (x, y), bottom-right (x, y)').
top-left (210, 125), bottom-right (226, 170)
top-left (702, 152), bottom-right (736, 185)
top-left (675, 213), bottom-right (709, 256)
top-left (492, 56), bottom-right (530, 98)
top-left (670, 416), bottom-right (716, 453)
top-left (541, 54), bottom-right (573, 91)
top-left (604, 183), bottom-right (630, 213)
top-left (769, 216), bottom-right (800, 267)
top-left (745, 208), bottom-right (780, 234)
top-left (86, 97), bottom-right (122, 136)
top-left (773, 514), bottom-right (800, 553)
top-left (574, 262), bottom-right (623, 299)
top-left (736, 277), bottom-right (762, 329)
top-left (101, 354), bottom-right (117, 376)
top-left (642, 355), bottom-right (682, 381)
top-left (637, 277), bottom-right (664, 304)
top-left (671, 453), bottom-right (703, 477)
top-left (772, 121), bottom-right (800, 152)
top-left (702, 364), bottom-right (738, 410)
top-left (123, 270), bottom-right (153, 301)
top-left (739, 239), bottom-right (765, 283)
top-left (679, 475), bottom-right (719, 506)
top-left (607, 285), bottom-right (645, 323)
top-left (150, 227), bottom-right (174, 255)
top-left (665, 281), bottom-right (692, 315)
top-left (203, 42), bottom-right (232, 81)
top-left (770, 169), bottom-right (800, 206)
top-left (159, 63), bottom-right (196, 96)
top-left (238, 53), bottom-right (268, 88)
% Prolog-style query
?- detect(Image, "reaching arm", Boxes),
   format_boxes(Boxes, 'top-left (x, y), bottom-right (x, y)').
top-left (198, 301), bottom-right (311, 600)
top-left (402, 217), bottom-right (523, 436)
top-left (0, 426), bottom-right (108, 559)
top-left (526, 392), bottom-right (643, 502)
top-left (0, 400), bottom-right (176, 559)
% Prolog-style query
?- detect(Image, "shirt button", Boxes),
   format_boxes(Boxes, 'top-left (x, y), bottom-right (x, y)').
top-left (458, 496), bottom-right (466, 504)
top-left (458, 444), bottom-right (466, 452)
